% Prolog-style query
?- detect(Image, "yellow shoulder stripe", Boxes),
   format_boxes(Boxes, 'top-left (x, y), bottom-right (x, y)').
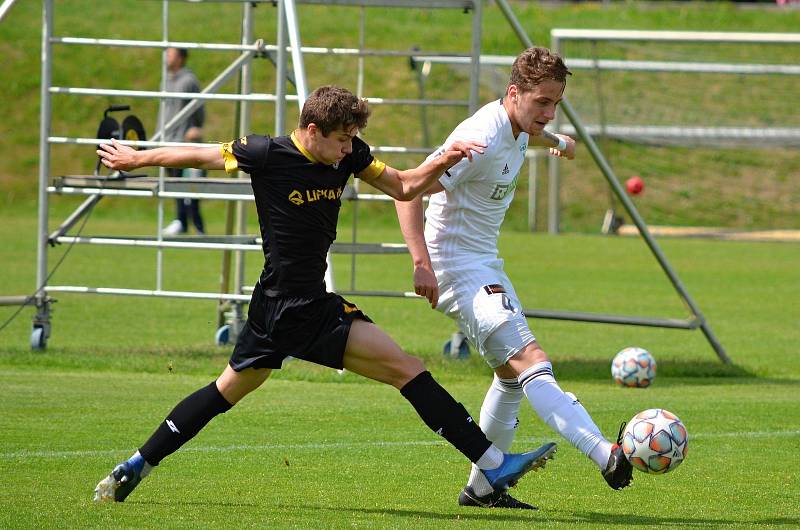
top-left (359, 158), bottom-right (386, 183)
top-left (221, 142), bottom-right (238, 175)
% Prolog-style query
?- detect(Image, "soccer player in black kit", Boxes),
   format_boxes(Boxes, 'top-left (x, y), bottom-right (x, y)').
top-left (93, 86), bottom-right (556, 503)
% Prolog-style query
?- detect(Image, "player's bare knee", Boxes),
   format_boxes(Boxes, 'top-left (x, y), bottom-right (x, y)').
top-left (505, 341), bottom-right (550, 374)
top-left (521, 341), bottom-right (549, 363)
top-left (388, 353), bottom-right (425, 388)
top-left (405, 354), bottom-right (426, 376)
top-left (216, 365), bottom-right (270, 404)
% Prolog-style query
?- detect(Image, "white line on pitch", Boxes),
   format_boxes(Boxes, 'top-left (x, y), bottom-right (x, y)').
top-left (0, 440), bottom-right (447, 460)
top-left (1, 430), bottom-right (799, 461)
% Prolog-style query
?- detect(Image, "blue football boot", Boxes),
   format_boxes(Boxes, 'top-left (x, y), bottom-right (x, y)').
top-left (93, 460), bottom-right (143, 502)
top-left (482, 442), bottom-right (557, 491)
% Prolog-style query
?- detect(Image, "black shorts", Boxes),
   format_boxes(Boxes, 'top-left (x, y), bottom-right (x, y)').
top-left (230, 282), bottom-right (372, 371)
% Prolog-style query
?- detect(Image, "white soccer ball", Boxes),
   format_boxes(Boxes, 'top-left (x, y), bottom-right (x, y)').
top-left (622, 408), bottom-right (688, 474)
top-left (611, 347), bottom-right (656, 388)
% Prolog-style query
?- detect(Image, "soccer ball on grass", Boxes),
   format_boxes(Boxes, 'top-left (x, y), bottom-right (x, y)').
top-left (611, 347), bottom-right (656, 388)
top-left (622, 408), bottom-right (688, 474)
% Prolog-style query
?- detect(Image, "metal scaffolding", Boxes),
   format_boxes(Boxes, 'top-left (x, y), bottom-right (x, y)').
top-left (22, 0), bottom-right (482, 349)
top-left (12, 0), bottom-right (728, 364)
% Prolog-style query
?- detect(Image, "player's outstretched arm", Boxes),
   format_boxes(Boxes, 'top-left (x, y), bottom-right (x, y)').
top-left (395, 195), bottom-right (439, 308)
top-left (531, 131), bottom-right (576, 160)
top-left (366, 140), bottom-right (484, 201)
top-left (97, 138), bottom-right (225, 172)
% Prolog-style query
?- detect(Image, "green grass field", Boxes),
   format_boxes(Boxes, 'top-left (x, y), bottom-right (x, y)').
top-left (1, 203), bottom-right (799, 528)
top-left (2, 1), bottom-right (800, 527)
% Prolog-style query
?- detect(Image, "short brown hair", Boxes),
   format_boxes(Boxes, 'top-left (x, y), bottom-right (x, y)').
top-left (299, 86), bottom-right (371, 136)
top-left (509, 47), bottom-right (571, 93)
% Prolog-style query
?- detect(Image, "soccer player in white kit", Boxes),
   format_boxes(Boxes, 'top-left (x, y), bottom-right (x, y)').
top-left (395, 47), bottom-right (633, 509)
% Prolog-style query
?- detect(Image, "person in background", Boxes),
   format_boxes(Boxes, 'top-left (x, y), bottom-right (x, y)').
top-left (161, 47), bottom-right (206, 236)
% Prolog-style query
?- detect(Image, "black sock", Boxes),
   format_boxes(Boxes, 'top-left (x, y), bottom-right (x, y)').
top-left (139, 381), bottom-right (233, 466)
top-left (400, 371), bottom-right (491, 463)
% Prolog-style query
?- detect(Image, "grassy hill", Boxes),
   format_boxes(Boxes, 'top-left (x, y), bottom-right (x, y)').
top-left (1, 0), bottom-right (798, 231)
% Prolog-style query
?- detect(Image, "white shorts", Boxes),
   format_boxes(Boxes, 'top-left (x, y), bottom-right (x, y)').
top-left (435, 259), bottom-right (536, 368)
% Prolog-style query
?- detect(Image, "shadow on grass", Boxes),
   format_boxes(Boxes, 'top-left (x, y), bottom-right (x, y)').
top-left (284, 503), bottom-right (535, 524)
top-left (4, 345), bottom-right (798, 387)
top-left (420, 351), bottom-right (797, 385)
top-left (545, 510), bottom-right (799, 527)
top-left (121, 500), bottom-right (800, 527)
top-left (280, 503), bottom-right (800, 527)
top-left (550, 357), bottom-right (757, 382)
top-left (429, 355), bottom-right (771, 384)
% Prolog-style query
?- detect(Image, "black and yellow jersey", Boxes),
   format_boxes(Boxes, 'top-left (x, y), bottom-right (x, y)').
top-left (221, 133), bottom-right (385, 297)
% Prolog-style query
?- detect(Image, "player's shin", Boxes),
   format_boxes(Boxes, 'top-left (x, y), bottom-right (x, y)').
top-left (519, 362), bottom-right (612, 467)
top-left (478, 375), bottom-right (524, 451)
top-left (467, 375), bottom-right (523, 494)
top-left (399, 371), bottom-right (498, 465)
top-left (139, 381), bottom-right (234, 466)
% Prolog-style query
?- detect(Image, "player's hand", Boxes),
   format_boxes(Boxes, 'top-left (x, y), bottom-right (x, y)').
top-left (440, 140), bottom-right (486, 165)
top-left (549, 134), bottom-right (576, 160)
top-left (413, 264), bottom-right (439, 309)
top-left (96, 138), bottom-right (140, 171)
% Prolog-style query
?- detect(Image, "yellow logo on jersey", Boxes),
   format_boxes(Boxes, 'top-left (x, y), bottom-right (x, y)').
top-left (305, 186), bottom-right (344, 202)
top-left (288, 186), bottom-right (344, 206)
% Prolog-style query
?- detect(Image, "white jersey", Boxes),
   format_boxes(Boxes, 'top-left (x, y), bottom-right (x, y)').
top-left (424, 99), bottom-right (528, 270)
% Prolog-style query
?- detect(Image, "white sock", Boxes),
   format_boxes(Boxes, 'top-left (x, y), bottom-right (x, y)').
top-left (519, 361), bottom-right (611, 468)
top-left (467, 375), bottom-right (524, 495)
top-left (589, 442), bottom-right (612, 469)
top-left (474, 445), bottom-right (503, 470)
